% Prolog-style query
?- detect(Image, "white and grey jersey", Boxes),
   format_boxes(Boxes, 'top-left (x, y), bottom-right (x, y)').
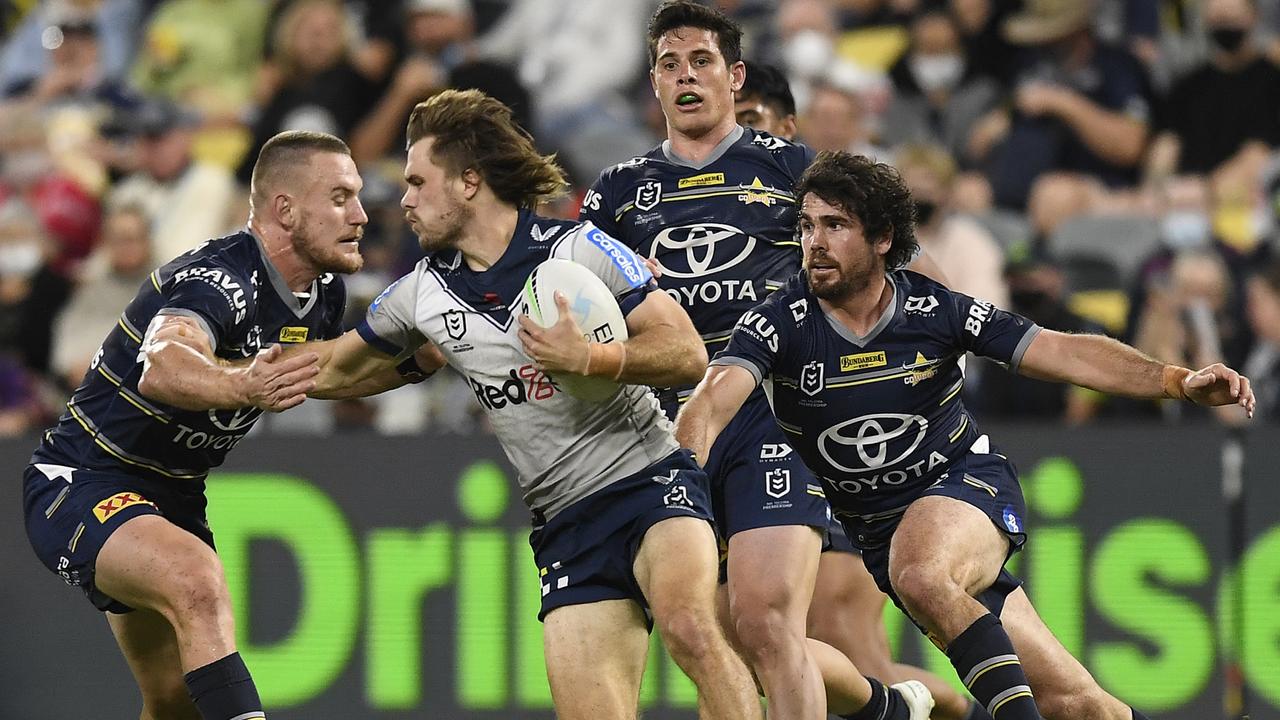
top-left (357, 209), bottom-right (679, 520)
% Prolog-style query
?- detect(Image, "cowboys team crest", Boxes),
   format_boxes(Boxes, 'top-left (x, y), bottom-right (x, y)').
top-left (635, 181), bottom-right (662, 211)
top-left (444, 309), bottom-right (466, 340)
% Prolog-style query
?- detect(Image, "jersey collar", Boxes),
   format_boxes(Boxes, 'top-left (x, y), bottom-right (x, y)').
top-left (819, 273), bottom-right (899, 348)
top-left (247, 226), bottom-right (319, 319)
top-left (660, 124), bottom-right (745, 169)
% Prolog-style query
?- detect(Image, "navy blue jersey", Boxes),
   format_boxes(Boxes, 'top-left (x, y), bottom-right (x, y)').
top-left (714, 270), bottom-right (1041, 518)
top-left (31, 230), bottom-right (346, 484)
top-left (580, 126), bottom-right (814, 393)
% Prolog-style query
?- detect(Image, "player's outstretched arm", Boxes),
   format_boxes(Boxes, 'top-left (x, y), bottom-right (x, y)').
top-left (1018, 329), bottom-right (1256, 417)
top-left (518, 290), bottom-right (708, 387)
top-left (675, 364), bottom-right (757, 464)
top-left (138, 314), bottom-right (320, 412)
top-left (288, 331), bottom-right (445, 400)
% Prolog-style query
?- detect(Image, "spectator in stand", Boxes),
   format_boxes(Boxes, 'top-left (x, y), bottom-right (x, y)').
top-left (50, 204), bottom-right (152, 390)
top-left (881, 6), bottom-right (1003, 165)
top-left (0, 196), bottom-right (72, 377)
top-left (977, 248), bottom-right (1107, 422)
top-left (1243, 256), bottom-right (1280, 420)
top-left (0, 2), bottom-right (136, 109)
top-left (0, 0), bottom-right (142, 94)
top-left (349, 0), bottom-right (477, 166)
top-left (897, 143), bottom-right (1010, 308)
top-left (1146, 0), bottom-right (1280, 185)
top-left (797, 78), bottom-right (887, 158)
top-left (948, 0), bottom-right (1019, 85)
top-left (106, 97), bottom-right (236, 266)
top-left (236, 0), bottom-right (381, 185)
top-left (130, 0), bottom-right (267, 122)
top-left (975, 0), bottom-right (1153, 209)
top-left (474, 0), bottom-right (653, 179)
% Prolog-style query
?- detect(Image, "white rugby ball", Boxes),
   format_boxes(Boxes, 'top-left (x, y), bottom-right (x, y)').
top-left (519, 258), bottom-right (629, 401)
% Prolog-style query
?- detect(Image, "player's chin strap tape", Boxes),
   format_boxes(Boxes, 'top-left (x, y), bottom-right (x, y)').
top-left (396, 355), bottom-right (436, 384)
top-left (1161, 365), bottom-right (1193, 401)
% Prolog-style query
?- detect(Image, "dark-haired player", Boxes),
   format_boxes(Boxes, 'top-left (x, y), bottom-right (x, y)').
top-left (677, 151), bottom-right (1254, 720)
top-left (735, 58), bottom-right (986, 720)
top-left (21, 131), bottom-right (426, 720)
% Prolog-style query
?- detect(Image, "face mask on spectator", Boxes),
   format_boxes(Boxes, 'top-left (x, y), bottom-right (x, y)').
top-left (783, 30), bottom-right (834, 79)
top-left (909, 54), bottom-right (964, 92)
top-left (1161, 211), bottom-right (1211, 250)
top-left (0, 241), bottom-right (42, 277)
top-left (1209, 27), bottom-right (1248, 54)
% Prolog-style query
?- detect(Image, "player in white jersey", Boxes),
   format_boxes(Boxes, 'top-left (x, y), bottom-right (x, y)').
top-left (290, 90), bottom-right (762, 720)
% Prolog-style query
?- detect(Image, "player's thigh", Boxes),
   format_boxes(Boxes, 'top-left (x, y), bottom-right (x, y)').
top-left (808, 550), bottom-right (893, 672)
top-left (726, 524), bottom-right (823, 620)
top-left (95, 514), bottom-right (229, 620)
top-left (999, 587), bottom-right (1117, 715)
top-left (107, 609), bottom-right (200, 720)
top-left (888, 495), bottom-right (1009, 595)
top-left (543, 599), bottom-right (651, 720)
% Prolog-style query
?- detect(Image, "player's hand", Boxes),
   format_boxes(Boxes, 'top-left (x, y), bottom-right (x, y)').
top-left (643, 256), bottom-right (663, 279)
top-left (244, 344), bottom-right (320, 412)
top-left (1183, 363), bottom-right (1256, 418)
top-left (517, 291), bottom-right (590, 375)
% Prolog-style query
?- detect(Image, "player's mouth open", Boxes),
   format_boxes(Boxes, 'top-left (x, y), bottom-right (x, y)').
top-left (675, 92), bottom-right (703, 109)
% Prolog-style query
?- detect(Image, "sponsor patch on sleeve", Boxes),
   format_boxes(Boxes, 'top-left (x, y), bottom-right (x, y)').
top-left (279, 326), bottom-right (308, 343)
top-left (584, 226), bottom-right (649, 288)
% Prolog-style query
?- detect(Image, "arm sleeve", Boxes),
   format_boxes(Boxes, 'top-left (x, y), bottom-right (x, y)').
top-left (710, 300), bottom-right (787, 385)
top-left (577, 172), bottom-right (623, 238)
top-left (561, 224), bottom-right (657, 316)
top-left (156, 264), bottom-right (254, 353)
top-left (356, 271), bottom-right (428, 356)
top-left (945, 286), bottom-right (1041, 372)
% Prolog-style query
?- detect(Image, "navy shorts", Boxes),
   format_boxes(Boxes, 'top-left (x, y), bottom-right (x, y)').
top-left (703, 392), bottom-right (830, 541)
top-left (838, 447), bottom-right (1028, 632)
top-left (823, 515), bottom-right (859, 555)
top-left (529, 449), bottom-right (714, 623)
top-left (22, 463), bottom-right (213, 614)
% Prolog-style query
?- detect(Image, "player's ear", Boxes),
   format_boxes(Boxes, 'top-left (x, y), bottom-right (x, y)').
top-left (779, 115), bottom-right (798, 141)
top-left (874, 228), bottom-right (893, 256)
top-left (729, 61), bottom-right (746, 93)
top-left (460, 168), bottom-right (481, 200)
top-left (274, 193), bottom-right (295, 230)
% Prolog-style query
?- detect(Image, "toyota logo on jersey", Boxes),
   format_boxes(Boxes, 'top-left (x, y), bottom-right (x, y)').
top-left (818, 413), bottom-right (929, 473)
top-left (649, 223), bottom-right (757, 278)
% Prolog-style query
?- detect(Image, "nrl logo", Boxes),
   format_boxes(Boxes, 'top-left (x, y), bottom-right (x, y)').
top-left (800, 360), bottom-right (824, 396)
top-left (765, 468), bottom-right (791, 499)
top-left (635, 181), bottom-right (662, 211)
top-left (444, 309), bottom-right (466, 340)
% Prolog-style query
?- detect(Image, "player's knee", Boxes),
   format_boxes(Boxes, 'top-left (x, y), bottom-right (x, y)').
top-left (657, 605), bottom-right (718, 669)
top-left (731, 601), bottom-right (802, 665)
top-left (161, 561), bottom-right (232, 630)
top-left (889, 562), bottom-right (950, 622)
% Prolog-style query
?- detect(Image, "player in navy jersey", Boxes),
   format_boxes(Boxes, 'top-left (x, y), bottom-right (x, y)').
top-left (20, 132), bottom-right (430, 720)
top-left (582, 5), bottom-right (929, 718)
top-left (737, 59), bottom-right (984, 720)
top-left (677, 151), bottom-right (1256, 720)
top-left (282, 89), bottom-right (770, 720)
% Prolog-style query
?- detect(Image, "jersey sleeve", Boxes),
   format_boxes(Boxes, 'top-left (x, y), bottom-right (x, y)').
top-left (710, 298), bottom-right (788, 386)
top-left (945, 286), bottom-right (1041, 371)
top-left (560, 223), bottom-right (657, 316)
top-left (356, 270), bottom-right (427, 356)
top-left (156, 263), bottom-right (253, 353)
top-left (577, 170), bottom-right (622, 237)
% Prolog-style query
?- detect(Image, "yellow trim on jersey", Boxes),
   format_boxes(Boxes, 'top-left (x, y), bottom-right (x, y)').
top-left (96, 367), bottom-right (171, 423)
top-left (117, 318), bottom-right (142, 343)
top-left (69, 523), bottom-right (86, 553)
top-left (938, 383), bottom-right (963, 406)
top-left (949, 416), bottom-right (969, 442)
top-left (66, 403), bottom-right (203, 479)
top-left (150, 271), bottom-right (162, 292)
top-left (990, 691), bottom-right (1034, 716)
top-left (824, 370), bottom-right (913, 389)
top-left (806, 488), bottom-right (826, 498)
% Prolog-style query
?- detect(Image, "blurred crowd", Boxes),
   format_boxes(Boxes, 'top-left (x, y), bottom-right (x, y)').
top-left (0, 0), bottom-right (1278, 437)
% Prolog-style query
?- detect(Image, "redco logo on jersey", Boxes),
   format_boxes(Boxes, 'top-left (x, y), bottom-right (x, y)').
top-left (468, 365), bottom-right (559, 410)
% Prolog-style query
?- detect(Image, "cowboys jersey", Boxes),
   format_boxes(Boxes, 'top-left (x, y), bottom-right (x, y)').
top-left (359, 209), bottom-right (677, 520)
top-left (580, 125), bottom-right (813, 398)
top-left (31, 230), bottom-right (347, 484)
top-left (714, 270), bottom-right (1042, 521)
